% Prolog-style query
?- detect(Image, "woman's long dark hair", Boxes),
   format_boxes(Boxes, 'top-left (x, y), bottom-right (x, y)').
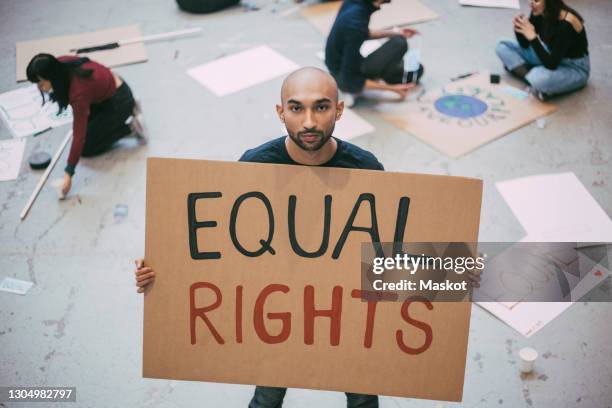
top-left (541, 0), bottom-right (584, 41)
top-left (26, 54), bottom-right (93, 112)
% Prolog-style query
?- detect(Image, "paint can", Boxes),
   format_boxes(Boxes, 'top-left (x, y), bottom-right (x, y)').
top-left (28, 151), bottom-right (51, 170)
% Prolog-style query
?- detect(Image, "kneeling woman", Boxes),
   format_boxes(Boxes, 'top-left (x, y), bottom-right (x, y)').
top-left (495, 0), bottom-right (589, 100)
top-left (26, 54), bottom-right (145, 195)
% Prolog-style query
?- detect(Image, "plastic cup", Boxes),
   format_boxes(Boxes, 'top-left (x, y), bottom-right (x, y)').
top-left (519, 347), bottom-right (538, 373)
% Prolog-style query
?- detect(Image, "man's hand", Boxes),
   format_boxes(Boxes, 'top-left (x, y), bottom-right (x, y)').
top-left (389, 83), bottom-right (416, 99)
top-left (62, 172), bottom-right (72, 196)
top-left (465, 253), bottom-right (485, 289)
top-left (466, 268), bottom-right (482, 288)
top-left (134, 258), bottom-right (155, 293)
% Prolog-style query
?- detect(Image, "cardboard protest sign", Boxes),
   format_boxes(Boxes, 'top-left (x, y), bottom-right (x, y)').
top-left (380, 72), bottom-right (557, 158)
top-left (143, 158), bottom-right (482, 401)
top-left (301, 0), bottom-right (438, 35)
top-left (16, 25), bottom-right (147, 82)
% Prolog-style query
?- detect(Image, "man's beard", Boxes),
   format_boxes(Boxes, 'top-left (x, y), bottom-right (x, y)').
top-left (287, 124), bottom-right (335, 152)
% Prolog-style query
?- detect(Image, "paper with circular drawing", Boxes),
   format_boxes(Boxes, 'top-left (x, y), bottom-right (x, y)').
top-left (0, 85), bottom-right (73, 138)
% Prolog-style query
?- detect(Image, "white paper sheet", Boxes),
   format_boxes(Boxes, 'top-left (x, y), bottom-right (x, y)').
top-left (478, 301), bottom-right (570, 337)
top-left (187, 46), bottom-right (299, 96)
top-left (478, 259), bottom-right (610, 337)
top-left (0, 85), bottom-right (73, 138)
top-left (459, 0), bottom-right (520, 9)
top-left (334, 108), bottom-right (374, 141)
top-left (0, 277), bottom-right (34, 295)
top-left (478, 172), bottom-right (612, 337)
top-left (0, 139), bottom-right (26, 182)
top-left (496, 172), bottom-right (612, 242)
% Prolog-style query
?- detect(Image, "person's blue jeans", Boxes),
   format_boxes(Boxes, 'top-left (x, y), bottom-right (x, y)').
top-left (249, 386), bottom-right (378, 408)
top-left (495, 39), bottom-right (590, 96)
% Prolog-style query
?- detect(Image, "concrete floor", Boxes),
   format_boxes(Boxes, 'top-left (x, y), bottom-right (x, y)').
top-left (1, 0), bottom-right (611, 407)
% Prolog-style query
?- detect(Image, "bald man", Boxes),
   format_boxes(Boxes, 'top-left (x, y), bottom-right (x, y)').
top-left (134, 67), bottom-right (383, 407)
top-left (241, 66), bottom-right (383, 408)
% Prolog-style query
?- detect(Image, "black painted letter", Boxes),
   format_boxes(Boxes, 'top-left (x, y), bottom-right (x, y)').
top-left (288, 195), bottom-right (332, 258)
top-left (230, 192), bottom-right (275, 257)
top-left (332, 193), bottom-right (382, 259)
top-left (187, 192), bottom-right (223, 260)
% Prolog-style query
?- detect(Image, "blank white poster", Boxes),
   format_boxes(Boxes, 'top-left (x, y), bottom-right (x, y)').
top-left (496, 172), bottom-right (612, 242)
top-left (187, 46), bottom-right (299, 96)
top-left (334, 108), bottom-right (374, 141)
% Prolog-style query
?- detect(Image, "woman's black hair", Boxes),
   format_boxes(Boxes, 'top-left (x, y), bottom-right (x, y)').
top-left (541, 0), bottom-right (584, 41)
top-left (26, 54), bottom-right (94, 112)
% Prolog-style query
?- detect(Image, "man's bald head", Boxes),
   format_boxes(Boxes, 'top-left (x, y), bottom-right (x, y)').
top-left (276, 67), bottom-right (344, 153)
top-left (280, 67), bottom-right (339, 104)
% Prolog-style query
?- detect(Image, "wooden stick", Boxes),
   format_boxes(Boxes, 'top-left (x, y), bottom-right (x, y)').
top-left (120, 27), bottom-right (202, 46)
top-left (20, 130), bottom-right (72, 220)
top-left (71, 27), bottom-right (202, 53)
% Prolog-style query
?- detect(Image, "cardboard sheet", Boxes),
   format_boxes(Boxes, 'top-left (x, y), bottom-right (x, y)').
top-left (334, 108), bottom-right (374, 140)
top-left (144, 158), bottom-right (483, 401)
top-left (459, 0), bottom-right (520, 9)
top-left (0, 85), bottom-right (72, 138)
top-left (380, 72), bottom-right (557, 157)
top-left (16, 25), bottom-right (147, 82)
top-left (187, 46), bottom-right (299, 96)
top-left (301, 0), bottom-right (438, 35)
top-left (0, 139), bottom-right (26, 182)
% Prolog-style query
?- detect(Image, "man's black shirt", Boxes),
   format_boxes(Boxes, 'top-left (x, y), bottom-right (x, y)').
top-left (239, 136), bottom-right (384, 171)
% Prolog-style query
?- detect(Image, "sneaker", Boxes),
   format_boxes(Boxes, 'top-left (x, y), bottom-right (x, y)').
top-left (526, 87), bottom-right (548, 102)
top-left (129, 100), bottom-right (148, 144)
top-left (403, 64), bottom-right (425, 85)
top-left (535, 90), bottom-right (549, 102)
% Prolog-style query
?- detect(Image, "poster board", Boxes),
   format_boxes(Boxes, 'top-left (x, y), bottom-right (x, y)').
top-left (380, 72), bottom-right (557, 158)
top-left (16, 25), bottom-right (148, 82)
top-left (143, 158), bottom-right (482, 401)
top-left (301, 0), bottom-right (438, 35)
top-left (334, 108), bottom-right (374, 140)
top-left (187, 46), bottom-right (299, 96)
top-left (0, 85), bottom-right (72, 138)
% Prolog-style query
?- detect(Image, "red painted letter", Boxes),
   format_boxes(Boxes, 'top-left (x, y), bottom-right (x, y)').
top-left (304, 285), bottom-right (343, 345)
top-left (236, 285), bottom-right (243, 343)
top-left (190, 282), bottom-right (224, 345)
top-left (396, 299), bottom-right (433, 354)
top-left (253, 284), bottom-right (291, 344)
top-left (351, 289), bottom-right (378, 348)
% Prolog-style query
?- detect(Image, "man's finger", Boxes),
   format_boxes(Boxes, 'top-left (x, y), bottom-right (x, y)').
top-left (135, 267), bottom-right (153, 276)
top-left (135, 258), bottom-right (144, 268)
top-left (136, 277), bottom-right (154, 287)
top-left (136, 272), bottom-right (155, 282)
